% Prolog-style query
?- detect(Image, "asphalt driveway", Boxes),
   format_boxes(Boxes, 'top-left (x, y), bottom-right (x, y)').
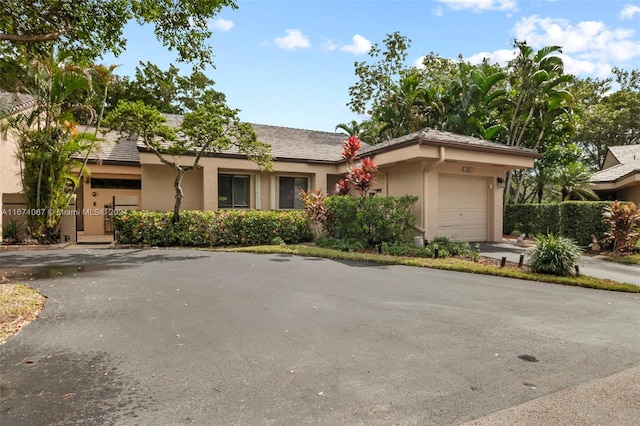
top-left (1, 248), bottom-right (639, 425)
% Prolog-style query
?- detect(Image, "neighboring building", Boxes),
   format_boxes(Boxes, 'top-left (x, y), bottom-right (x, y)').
top-left (78, 119), bottom-right (539, 243)
top-left (591, 145), bottom-right (640, 205)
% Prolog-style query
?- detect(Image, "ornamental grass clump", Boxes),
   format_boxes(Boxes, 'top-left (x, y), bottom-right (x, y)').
top-left (528, 233), bottom-right (582, 276)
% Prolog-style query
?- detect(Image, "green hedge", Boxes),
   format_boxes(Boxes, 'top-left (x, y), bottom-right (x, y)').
top-left (504, 202), bottom-right (612, 246)
top-left (113, 210), bottom-right (313, 247)
top-left (322, 195), bottom-right (418, 246)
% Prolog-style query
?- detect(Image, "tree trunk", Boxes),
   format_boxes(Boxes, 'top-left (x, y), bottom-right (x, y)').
top-left (172, 168), bottom-right (186, 223)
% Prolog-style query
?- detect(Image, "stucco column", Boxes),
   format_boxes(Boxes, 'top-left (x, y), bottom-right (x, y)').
top-left (203, 165), bottom-right (218, 211)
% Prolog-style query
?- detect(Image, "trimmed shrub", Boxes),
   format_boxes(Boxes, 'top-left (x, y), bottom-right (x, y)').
top-left (528, 233), bottom-right (582, 276)
top-left (322, 195), bottom-right (418, 247)
top-left (503, 203), bottom-right (560, 236)
top-left (381, 237), bottom-right (472, 259)
top-left (504, 202), bottom-right (612, 246)
top-left (315, 236), bottom-right (364, 252)
top-left (113, 209), bottom-right (313, 247)
top-left (560, 202), bottom-right (612, 246)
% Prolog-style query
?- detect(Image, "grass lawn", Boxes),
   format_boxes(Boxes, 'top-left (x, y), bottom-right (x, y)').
top-left (606, 253), bottom-right (640, 266)
top-left (215, 244), bottom-right (640, 293)
top-left (0, 284), bottom-right (46, 344)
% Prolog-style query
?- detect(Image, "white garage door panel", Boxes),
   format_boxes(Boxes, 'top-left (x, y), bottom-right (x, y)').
top-left (437, 175), bottom-right (488, 242)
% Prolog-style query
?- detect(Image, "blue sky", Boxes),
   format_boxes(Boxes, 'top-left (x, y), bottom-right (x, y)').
top-left (102, 0), bottom-right (640, 132)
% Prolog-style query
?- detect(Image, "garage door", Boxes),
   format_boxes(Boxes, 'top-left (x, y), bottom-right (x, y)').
top-left (437, 174), bottom-right (488, 242)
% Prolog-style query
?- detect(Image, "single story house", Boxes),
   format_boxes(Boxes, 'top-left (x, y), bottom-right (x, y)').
top-left (590, 145), bottom-right (640, 205)
top-left (78, 116), bottom-right (539, 242)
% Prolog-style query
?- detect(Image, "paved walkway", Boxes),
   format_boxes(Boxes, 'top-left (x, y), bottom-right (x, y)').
top-left (480, 242), bottom-right (640, 286)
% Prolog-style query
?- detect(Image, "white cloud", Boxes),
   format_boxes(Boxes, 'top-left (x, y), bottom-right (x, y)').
top-left (438, 0), bottom-right (517, 12)
top-left (558, 54), bottom-right (612, 78)
top-left (513, 15), bottom-right (640, 65)
top-left (620, 4), bottom-right (640, 20)
top-left (274, 29), bottom-right (311, 50)
top-left (433, 6), bottom-right (444, 17)
top-left (467, 49), bottom-right (517, 66)
top-left (210, 18), bottom-right (234, 32)
top-left (321, 38), bottom-right (338, 53)
top-left (340, 34), bottom-right (372, 55)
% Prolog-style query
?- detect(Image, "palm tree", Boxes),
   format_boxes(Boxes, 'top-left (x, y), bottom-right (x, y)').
top-left (7, 52), bottom-right (96, 241)
top-left (503, 41), bottom-right (574, 204)
top-left (335, 120), bottom-right (361, 137)
top-left (554, 162), bottom-right (599, 201)
top-left (89, 63), bottom-right (120, 133)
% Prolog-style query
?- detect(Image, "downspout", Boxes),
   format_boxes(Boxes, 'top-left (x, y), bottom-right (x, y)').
top-left (418, 146), bottom-right (446, 240)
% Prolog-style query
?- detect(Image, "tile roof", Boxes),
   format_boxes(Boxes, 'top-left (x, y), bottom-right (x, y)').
top-left (83, 114), bottom-right (541, 166)
top-left (0, 91), bottom-right (36, 114)
top-left (591, 162), bottom-right (640, 182)
top-left (151, 115), bottom-right (351, 163)
top-left (360, 128), bottom-right (539, 157)
top-left (76, 129), bottom-right (140, 165)
top-left (609, 144), bottom-right (640, 164)
top-left (592, 144), bottom-right (640, 183)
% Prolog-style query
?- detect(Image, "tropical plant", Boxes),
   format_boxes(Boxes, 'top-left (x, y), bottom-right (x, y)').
top-left (603, 201), bottom-right (640, 253)
top-left (554, 162), bottom-right (598, 201)
top-left (334, 120), bottom-right (361, 137)
top-left (2, 219), bottom-right (24, 242)
top-left (528, 233), bottom-right (582, 276)
top-left (2, 53), bottom-right (97, 242)
top-left (503, 41), bottom-right (575, 204)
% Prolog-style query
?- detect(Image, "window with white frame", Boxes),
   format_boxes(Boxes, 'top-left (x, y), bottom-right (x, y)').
top-left (218, 174), bottom-right (249, 208)
top-left (279, 176), bottom-right (308, 209)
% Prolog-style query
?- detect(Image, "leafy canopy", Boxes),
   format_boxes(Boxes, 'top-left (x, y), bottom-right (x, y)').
top-left (0, 0), bottom-right (237, 66)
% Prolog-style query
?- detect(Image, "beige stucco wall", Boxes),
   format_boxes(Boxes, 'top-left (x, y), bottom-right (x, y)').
top-left (141, 164), bottom-right (203, 212)
top-left (617, 184), bottom-right (640, 205)
top-left (602, 152), bottom-right (620, 170)
top-left (140, 152), bottom-right (342, 212)
top-left (374, 147), bottom-right (525, 242)
top-left (77, 164), bottom-right (141, 235)
top-left (0, 121), bottom-right (23, 231)
top-left (132, 143), bottom-right (533, 243)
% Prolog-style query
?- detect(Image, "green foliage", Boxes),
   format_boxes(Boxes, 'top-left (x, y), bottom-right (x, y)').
top-left (603, 201), bottom-right (640, 253)
top-left (0, 0), bottom-right (237, 66)
top-left (505, 202), bottom-right (611, 246)
top-left (504, 204), bottom-right (561, 236)
top-left (380, 237), bottom-right (471, 259)
top-left (89, 62), bottom-right (226, 117)
top-left (315, 237), bottom-right (365, 252)
top-left (430, 237), bottom-right (472, 256)
top-left (113, 210), bottom-right (313, 247)
top-left (560, 202), bottom-right (612, 246)
top-left (528, 233), bottom-right (582, 276)
top-left (2, 219), bottom-right (24, 241)
top-left (322, 195), bottom-right (418, 247)
top-left (3, 53), bottom-right (97, 242)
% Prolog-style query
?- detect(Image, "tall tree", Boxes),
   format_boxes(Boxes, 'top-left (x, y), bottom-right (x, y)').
top-left (348, 31), bottom-right (412, 116)
top-left (573, 71), bottom-right (640, 170)
top-left (0, 0), bottom-right (237, 66)
top-left (501, 41), bottom-right (574, 204)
